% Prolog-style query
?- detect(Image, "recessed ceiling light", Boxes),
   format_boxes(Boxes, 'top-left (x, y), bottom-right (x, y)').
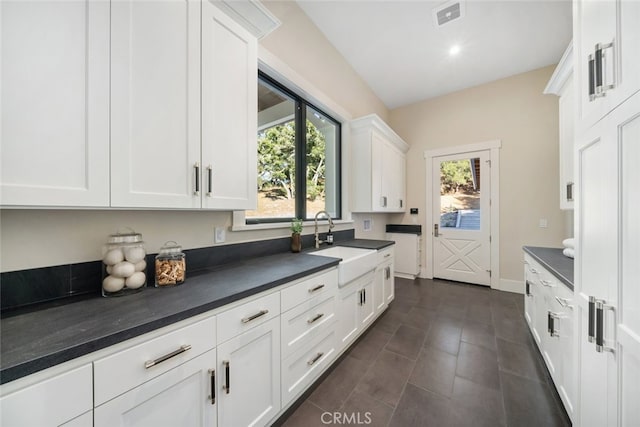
top-left (449, 45), bottom-right (461, 56)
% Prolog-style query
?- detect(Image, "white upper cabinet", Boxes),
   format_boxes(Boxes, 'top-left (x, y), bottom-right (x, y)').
top-left (0, 1), bottom-right (110, 207)
top-left (201, 1), bottom-right (257, 210)
top-left (2, 0), bottom-right (262, 210)
top-left (110, 0), bottom-right (202, 209)
top-left (573, 0), bottom-right (640, 132)
top-left (111, 0), bottom-right (257, 210)
top-left (544, 43), bottom-right (574, 210)
top-left (350, 114), bottom-right (409, 213)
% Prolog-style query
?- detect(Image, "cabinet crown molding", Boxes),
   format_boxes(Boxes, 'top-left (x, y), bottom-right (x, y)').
top-left (544, 41), bottom-right (573, 96)
top-left (349, 114), bottom-right (409, 153)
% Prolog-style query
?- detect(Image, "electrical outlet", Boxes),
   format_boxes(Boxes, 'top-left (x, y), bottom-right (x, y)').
top-left (539, 219), bottom-right (548, 228)
top-left (215, 227), bottom-right (226, 243)
top-left (363, 218), bottom-right (372, 232)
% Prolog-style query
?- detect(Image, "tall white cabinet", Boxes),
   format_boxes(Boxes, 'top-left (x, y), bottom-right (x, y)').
top-left (573, 0), bottom-right (640, 425)
top-left (0, 1), bottom-right (110, 207)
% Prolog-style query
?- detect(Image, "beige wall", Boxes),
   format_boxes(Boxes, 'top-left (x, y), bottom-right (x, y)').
top-left (389, 65), bottom-right (567, 283)
top-left (0, 2), bottom-right (388, 273)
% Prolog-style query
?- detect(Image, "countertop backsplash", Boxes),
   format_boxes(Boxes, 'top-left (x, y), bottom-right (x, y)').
top-left (1, 229), bottom-right (356, 314)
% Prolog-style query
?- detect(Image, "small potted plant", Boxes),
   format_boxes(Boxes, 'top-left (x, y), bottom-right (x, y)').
top-left (290, 218), bottom-right (303, 253)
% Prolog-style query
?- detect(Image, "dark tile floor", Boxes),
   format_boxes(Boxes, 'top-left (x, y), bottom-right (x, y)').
top-left (280, 277), bottom-right (571, 427)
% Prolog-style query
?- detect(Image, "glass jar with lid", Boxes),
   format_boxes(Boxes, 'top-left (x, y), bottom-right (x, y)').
top-left (155, 241), bottom-right (186, 287)
top-left (102, 228), bottom-right (147, 297)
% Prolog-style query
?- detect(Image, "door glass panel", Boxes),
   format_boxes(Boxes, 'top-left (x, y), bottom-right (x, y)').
top-left (247, 79), bottom-right (296, 219)
top-left (306, 105), bottom-right (340, 219)
top-left (440, 158), bottom-right (481, 230)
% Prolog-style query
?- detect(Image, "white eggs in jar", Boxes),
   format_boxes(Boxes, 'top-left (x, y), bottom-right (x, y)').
top-left (103, 276), bottom-right (125, 293)
top-left (134, 259), bottom-right (147, 272)
top-left (111, 261), bottom-right (135, 278)
top-left (125, 272), bottom-right (146, 289)
top-left (103, 249), bottom-right (124, 266)
top-left (124, 247), bottom-right (146, 263)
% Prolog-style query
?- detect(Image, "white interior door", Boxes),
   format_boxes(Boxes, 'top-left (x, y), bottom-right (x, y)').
top-left (432, 151), bottom-right (491, 286)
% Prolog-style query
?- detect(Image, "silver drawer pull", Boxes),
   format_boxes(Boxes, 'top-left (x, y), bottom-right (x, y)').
top-left (145, 344), bottom-right (192, 369)
top-left (241, 309), bottom-right (269, 324)
top-left (540, 279), bottom-right (555, 287)
top-left (308, 284), bottom-right (325, 293)
top-left (555, 296), bottom-right (574, 309)
top-left (307, 313), bottom-right (324, 324)
top-left (307, 352), bottom-right (324, 366)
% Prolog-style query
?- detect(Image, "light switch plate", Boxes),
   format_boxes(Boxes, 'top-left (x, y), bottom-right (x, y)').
top-left (539, 219), bottom-right (548, 228)
top-left (215, 227), bottom-right (226, 243)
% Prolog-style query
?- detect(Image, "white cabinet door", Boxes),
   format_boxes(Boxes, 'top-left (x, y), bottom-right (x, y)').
top-left (110, 0), bottom-right (201, 208)
top-left (337, 281), bottom-right (361, 351)
top-left (95, 349), bottom-right (217, 427)
top-left (574, 0), bottom-right (640, 131)
top-left (201, 1), bottom-right (257, 210)
top-left (575, 97), bottom-right (622, 427)
top-left (359, 279), bottom-right (375, 329)
top-left (373, 265), bottom-right (387, 315)
top-left (217, 317), bottom-right (280, 427)
top-left (523, 260), bottom-right (536, 334)
top-left (0, 0), bottom-right (109, 207)
top-left (384, 262), bottom-right (395, 304)
top-left (559, 75), bottom-right (575, 210)
top-left (0, 364), bottom-right (93, 427)
top-left (370, 131), bottom-right (386, 212)
top-left (386, 143), bottom-right (406, 212)
top-left (616, 94), bottom-right (640, 427)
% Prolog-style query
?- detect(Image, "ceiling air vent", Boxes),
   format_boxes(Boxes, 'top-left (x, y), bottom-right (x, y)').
top-left (433, 1), bottom-right (465, 27)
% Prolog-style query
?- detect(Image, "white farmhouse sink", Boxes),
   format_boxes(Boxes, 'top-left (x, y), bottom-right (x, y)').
top-left (308, 246), bottom-right (377, 286)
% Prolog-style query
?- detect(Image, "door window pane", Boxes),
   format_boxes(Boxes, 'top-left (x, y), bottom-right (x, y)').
top-left (246, 79), bottom-right (296, 219)
top-left (306, 106), bottom-right (340, 219)
top-left (440, 158), bottom-right (480, 230)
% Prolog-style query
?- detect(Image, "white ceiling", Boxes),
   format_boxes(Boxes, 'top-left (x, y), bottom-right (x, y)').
top-left (296, 0), bottom-right (572, 109)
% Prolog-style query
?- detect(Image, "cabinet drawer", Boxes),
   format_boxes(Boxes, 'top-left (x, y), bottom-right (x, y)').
top-left (94, 316), bottom-right (216, 406)
top-left (281, 268), bottom-right (338, 312)
top-left (281, 292), bottom-right (336, 358)
top-left (281, 329), bottom-right (336, 407)
top-left (377, 246), bottom-right (394, 264)
top-left (217, 291), bottom-right (280, 344)
top-left (0, 364), bottom-right (92, 427)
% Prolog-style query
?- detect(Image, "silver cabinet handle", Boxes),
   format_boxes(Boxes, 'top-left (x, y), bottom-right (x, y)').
top-left (555, 296), bottom-right (573, 309)
top-left (307, 313), bottom-right (324, 324)
top-left (193, 162), bottom-right (200, 196)
top-left (540, 279), bottom-right (555, 287)
top-left (208, 369), bottom-right (215, 404)
top-left (588, 296), bottom-right (596, 343)
top-left (594, 41), bottom-right (615, 97)
top-left (241, 309), bottom-right (269, 324)
top-left (381, 196), bottom-right (387, 207)
top-left (223, 360), bottom-right (230, 394)
top-left (206, 165), bottom-right (213, 197)
top-left (307, 352), bottom-right (324, 366)
top-left (566, 182), bottom-right (574, 202)
top-left (595, 300), bottom-right (615, 353)
top-left (588, 53), bottom-right (596, 101)
top-left (308, 284), bottom-right (325, 293)
top-left (384, 253), bottom-right (391, 258)
top-left (145, 344), bottom-right (192, 369)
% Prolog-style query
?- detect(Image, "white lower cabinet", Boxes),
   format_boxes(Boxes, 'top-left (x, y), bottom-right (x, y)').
top-left (523, 253), bottom-right (576, 422)
top-left (0, 364), bottom-right (93, 427)
top-left (217, 317), bottom-right (280, 427)
top-left (94, 349), bottom-right (217, 427)
top-left (337, 270), bottom-right (376, 352)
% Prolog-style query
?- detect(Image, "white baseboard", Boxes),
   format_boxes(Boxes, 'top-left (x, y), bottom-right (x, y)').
top-left (394, 272), bottom-right (417, 280)
top-left (499, 278), bottom-right (523, 294)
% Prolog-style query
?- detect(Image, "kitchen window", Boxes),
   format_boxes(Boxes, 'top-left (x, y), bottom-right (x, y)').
top-left (246, 72), bottom-right (341, 223)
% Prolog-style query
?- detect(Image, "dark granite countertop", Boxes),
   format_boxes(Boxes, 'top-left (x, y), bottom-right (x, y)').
top-left (0, 252), bottom-right (340, 385)
top-left (523, 246), bottom-right (574, 291)
top-left (336, 239), bottom-right (395, 251)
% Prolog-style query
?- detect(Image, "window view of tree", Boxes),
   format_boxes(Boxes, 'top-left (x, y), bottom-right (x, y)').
top-left (246, 74), bottom-right (340, 222)
top-left (440, 158), bottom-right (481, 230)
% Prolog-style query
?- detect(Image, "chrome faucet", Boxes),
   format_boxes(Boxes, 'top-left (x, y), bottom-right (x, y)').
top-left (314, 210), bottom-right (334, 248)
